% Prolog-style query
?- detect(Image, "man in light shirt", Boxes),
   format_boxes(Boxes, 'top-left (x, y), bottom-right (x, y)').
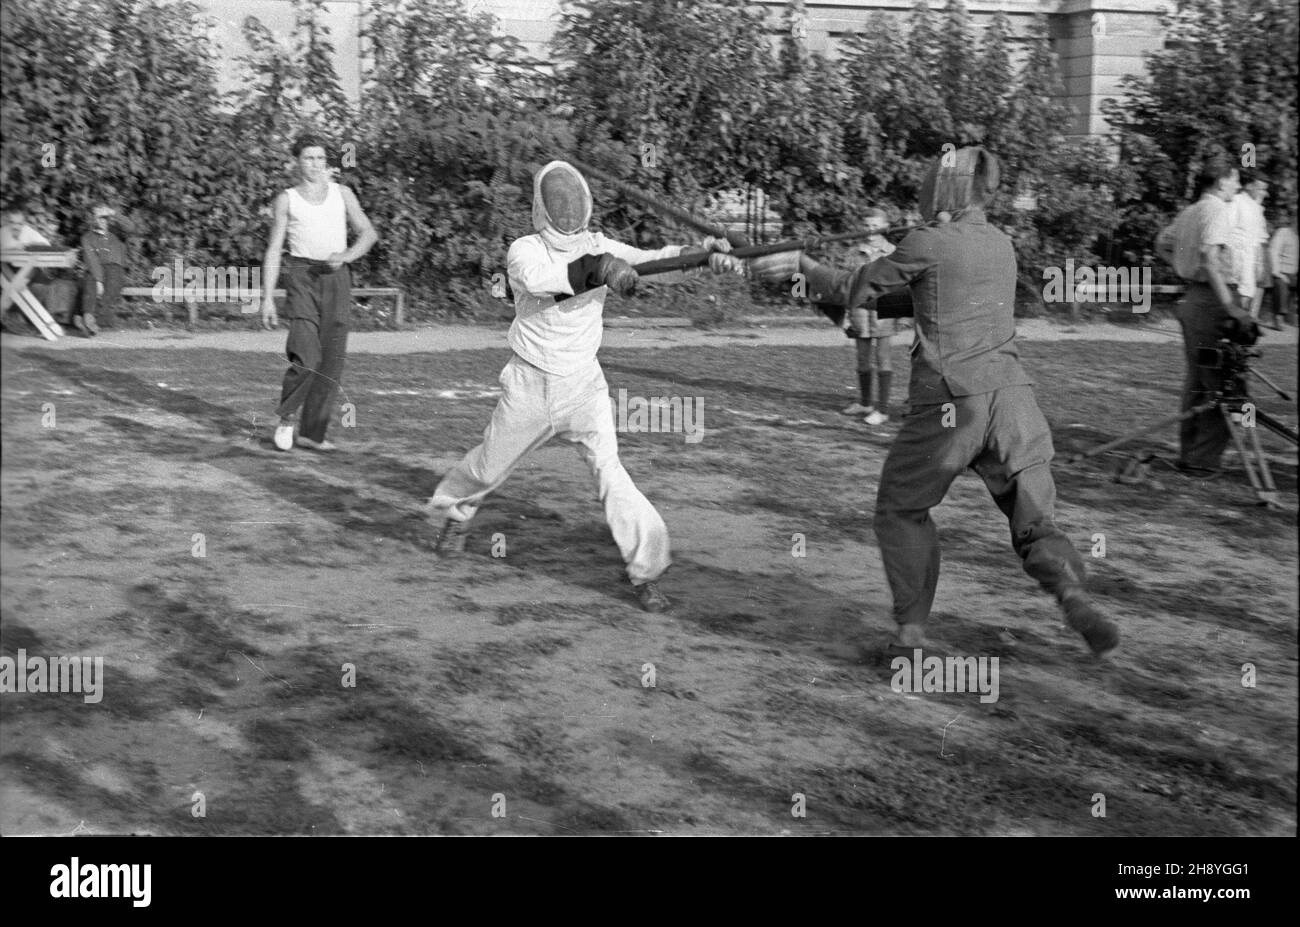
top-left (1155, 154), bottom-right (1259, 475)
top-left (260, 134), bottom-right (378, 452)
top-left (425, 160), bottom-right (740, 612)
top-left (1268, 213), bottom-right (1297, 329)
top-left (1227, 175), bottom-right (1270, 318)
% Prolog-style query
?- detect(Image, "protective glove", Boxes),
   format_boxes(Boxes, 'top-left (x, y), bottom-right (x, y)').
top-left (596, 254), bottom-right (638, 297)
top-left (568, 253), bottom-right (638, 297)
top-left (746, 250), bottom-right (803, 285)
top-left (709, 252), bottom-right (745, 275)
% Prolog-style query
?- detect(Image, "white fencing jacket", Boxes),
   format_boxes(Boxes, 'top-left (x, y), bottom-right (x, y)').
top-left (506, 232), bottom-right (682, 376)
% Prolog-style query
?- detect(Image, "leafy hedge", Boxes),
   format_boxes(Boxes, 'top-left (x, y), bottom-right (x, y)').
top-left (1102, 0), bottom-right (1298, 265)
top-left (2, 0), bottom-right (1292, 324)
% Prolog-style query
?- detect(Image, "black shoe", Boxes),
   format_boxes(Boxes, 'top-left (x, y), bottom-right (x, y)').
top-left (434, 518), bottom-right (469, 555)
top-left (1061, 593), bottom-right (1119, 657)
top-left (632, 581), bottom-right (670, 613)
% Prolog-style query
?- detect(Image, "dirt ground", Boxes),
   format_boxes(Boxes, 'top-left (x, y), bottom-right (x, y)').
top-left (1, 319), bottom-right (1296, 835)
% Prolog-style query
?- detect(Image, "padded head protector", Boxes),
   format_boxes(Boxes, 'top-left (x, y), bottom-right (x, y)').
top-left (917, 146), bottom-right (1001, 221)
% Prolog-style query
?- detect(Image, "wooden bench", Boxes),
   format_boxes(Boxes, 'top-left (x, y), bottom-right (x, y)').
top-left (119, 286), bottom-right (405, 328)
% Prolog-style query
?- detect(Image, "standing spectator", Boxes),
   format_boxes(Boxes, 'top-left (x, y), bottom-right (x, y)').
top-left (260, 133), bottom-right (379, 452)
top-left (1268, 213), bottom-right (1297, 329)
top-left (840, 208), bottom-right (897, 425)
top-left (1227, 175), bottom-right (1269, 319)
top-left (1154, 153), bottom-right (1257, 475)
top-left (78, 203), bottom-right (130, 334)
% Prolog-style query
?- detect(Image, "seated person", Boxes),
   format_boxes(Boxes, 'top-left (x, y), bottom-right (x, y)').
top-left (1, 200), bottom-right (78, 330)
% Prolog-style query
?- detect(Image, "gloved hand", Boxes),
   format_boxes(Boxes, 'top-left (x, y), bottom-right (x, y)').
top-left (596, 254), bottom-right (638, 297)
top-left (746, 250), bottom-right (803, 285)
top-left (709, 252), bottom-right (745, 275)
top-left (570, 253), bottom-right (639, 297)
top-left (701, 236), bottom-right (733, 254)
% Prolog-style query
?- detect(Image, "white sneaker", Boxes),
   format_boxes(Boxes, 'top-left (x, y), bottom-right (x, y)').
top-left (864, 410), bottom-right (890, 426)
top-left (842, 402), bottom-right (874, 416)
top-left (273, 422), bottom-right (295, 451)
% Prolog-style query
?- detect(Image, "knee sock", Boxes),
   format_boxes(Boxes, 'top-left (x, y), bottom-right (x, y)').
top-left (858, 372), bottom-right (874, 407)
top-left (877, 371), bottom-right (892, 415)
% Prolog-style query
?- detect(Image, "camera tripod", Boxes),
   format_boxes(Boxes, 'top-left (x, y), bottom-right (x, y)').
top-left (1067, 347), bottom-right (1298, 510)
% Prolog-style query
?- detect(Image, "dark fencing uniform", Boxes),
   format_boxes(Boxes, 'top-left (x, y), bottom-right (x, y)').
top-left (805, 207), bottom-right (1091, 631)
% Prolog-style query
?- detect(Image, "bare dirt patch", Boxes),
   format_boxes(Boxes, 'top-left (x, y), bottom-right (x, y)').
top-left (1, 330), bottom-right (1295, 835)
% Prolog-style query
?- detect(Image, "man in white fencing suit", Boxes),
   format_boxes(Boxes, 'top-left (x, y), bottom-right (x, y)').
top-left (426, 160), bottom-right (739, 612)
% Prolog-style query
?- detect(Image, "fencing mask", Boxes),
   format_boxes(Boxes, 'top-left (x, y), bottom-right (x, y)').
top-left (533, 160), bottom-right (593, 251)
top-left (917, 146), bottom-right (1001, 222)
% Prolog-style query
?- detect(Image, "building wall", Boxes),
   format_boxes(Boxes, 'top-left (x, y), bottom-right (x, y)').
top-left (1048, 1), bottom-right (1166, 137)
top-left (201, 0), bottom-right (364, 99)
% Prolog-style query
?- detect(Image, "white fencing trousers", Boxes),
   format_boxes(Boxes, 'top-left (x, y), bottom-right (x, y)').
top-left (427, 355), bottom-right (671, 584)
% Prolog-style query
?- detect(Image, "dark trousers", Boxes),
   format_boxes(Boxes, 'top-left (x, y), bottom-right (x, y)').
top-left (1271, 276), bottom-right (1294, 324)
top-left (80, 264), bottom-right (124, 328)
top-left (275, 260), bottom-right (351, 443)
top-left (1176, 284), bottom-right (1232, 469)
top-left (874, 386), bottom-right (1087, 626)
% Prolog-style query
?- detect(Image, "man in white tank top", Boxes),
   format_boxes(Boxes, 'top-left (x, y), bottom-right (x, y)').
top-left (426, 160), bottom-right (742, 612)
top-left (260, 133), bottom-right (378, 451)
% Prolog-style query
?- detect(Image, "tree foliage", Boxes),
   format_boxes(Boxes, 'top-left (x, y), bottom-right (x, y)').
top-left (1102, 0), bottom-right (1298, 262)
top-left (553, 0), bottom-right (774, 241)
top-left (2, 0), bottom-right (1278, 321)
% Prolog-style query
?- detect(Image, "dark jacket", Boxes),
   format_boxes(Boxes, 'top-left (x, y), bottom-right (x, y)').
top-left (804, 207), bottom-right (1031, 406)
top-left (80, 230), bottom-right (127, 281)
